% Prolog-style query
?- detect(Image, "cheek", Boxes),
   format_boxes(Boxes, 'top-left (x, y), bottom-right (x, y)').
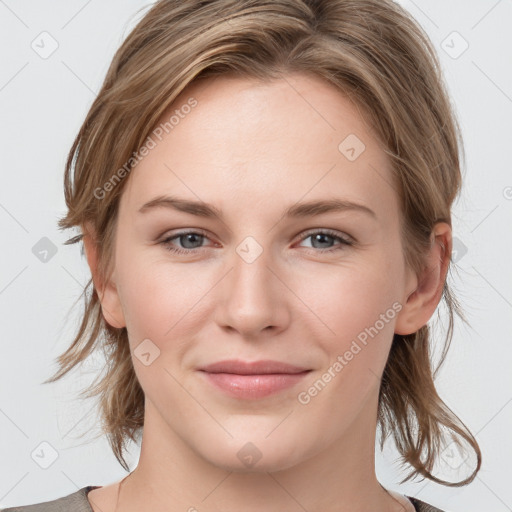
top-left (295, 263), bottom-right (401, 421)
top-left (297, 258), bottom-right (400, 338)
top-left (114, 246), bottom-right (210, 344)
top-left (291, 256), bottom-right (404, 404)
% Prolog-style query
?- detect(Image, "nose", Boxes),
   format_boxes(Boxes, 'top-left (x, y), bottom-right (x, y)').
top-left (214, 241), bottom-right (290, 339)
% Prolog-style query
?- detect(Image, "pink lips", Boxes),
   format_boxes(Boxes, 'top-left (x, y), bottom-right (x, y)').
top-left (198, 359), bottom-right (311, 399)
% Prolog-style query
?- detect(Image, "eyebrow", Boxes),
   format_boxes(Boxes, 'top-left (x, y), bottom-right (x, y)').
top-left (138, 195), bottom-right (377, 220)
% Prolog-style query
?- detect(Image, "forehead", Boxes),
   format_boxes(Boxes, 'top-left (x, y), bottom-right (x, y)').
top-left (120, 73), bottom-right (398, 224)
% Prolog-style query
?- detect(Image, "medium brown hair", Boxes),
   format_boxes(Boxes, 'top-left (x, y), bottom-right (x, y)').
top-left (45, 0), bottom-right (481, 484)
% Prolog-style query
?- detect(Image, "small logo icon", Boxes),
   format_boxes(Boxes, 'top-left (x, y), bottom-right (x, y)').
top-left (236, 236), bottom-right (263, 264)
top-left (236, 442), bottom-right (263, 467)
top-left (338, 134), bottom-right (366, 161)
top-left (31, 31), bottom-right (59, 59)
top-left (440, 440), bottom-right (469, 470)
top-left (441, 31), bottom-right (469, 59)
top-left (32, 236), bottom-right (58, 263)
top-left (31, 441), bottom-right (59, 469)
top-left (134, 338), bottom-right (161, 366)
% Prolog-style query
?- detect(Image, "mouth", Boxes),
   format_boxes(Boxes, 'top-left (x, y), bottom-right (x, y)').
top-left (197, 359), bottom-right (312, 399)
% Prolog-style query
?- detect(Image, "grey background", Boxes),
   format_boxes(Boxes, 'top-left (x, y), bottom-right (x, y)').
top-left (0, 1), bottom-right (511, 510)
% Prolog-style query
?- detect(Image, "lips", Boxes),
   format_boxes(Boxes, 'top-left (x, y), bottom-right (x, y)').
top-left (198, 359), bottom-right (309, 375)
top-left (198, 359), bottom-right (311, 399)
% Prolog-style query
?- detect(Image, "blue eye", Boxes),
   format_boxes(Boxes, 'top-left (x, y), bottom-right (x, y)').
top-left (159, 229), bottom-right (353, 255)
top-left (160, 231), bottom-right (210, 255)
top-left (297, 229), bottom-right (353, 252)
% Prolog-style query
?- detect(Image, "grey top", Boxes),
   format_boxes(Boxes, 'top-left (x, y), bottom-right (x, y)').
top-left (0, 486), bottom-right (446, 511)
top-left (0, 486), bottom-right (99, 512)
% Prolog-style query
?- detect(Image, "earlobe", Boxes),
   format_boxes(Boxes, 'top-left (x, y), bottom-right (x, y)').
top-left (394, 222), bottom-right (451, 336)
top-left (82, 222), bottom-right (127, 330)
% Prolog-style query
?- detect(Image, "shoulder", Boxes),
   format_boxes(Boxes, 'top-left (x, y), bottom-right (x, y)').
top-left (0, 486), bottom-right (98, 512)
top-left (407, 495), bottom-right (450, 512)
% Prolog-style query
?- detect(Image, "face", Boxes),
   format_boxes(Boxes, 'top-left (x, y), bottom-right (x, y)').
top-left (94, 73), bottom-right (424, 472)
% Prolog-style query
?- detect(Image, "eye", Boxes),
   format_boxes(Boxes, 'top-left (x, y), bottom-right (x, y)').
top-left (159, 228), bottom-right (354, 255)
top-left (160, 230), bottom-right (211, 255)
top-left (295, 229), bottom-right (354, 253)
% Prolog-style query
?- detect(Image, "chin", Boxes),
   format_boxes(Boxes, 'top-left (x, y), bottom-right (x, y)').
top-left (197, 434), bottom-right (311, 474)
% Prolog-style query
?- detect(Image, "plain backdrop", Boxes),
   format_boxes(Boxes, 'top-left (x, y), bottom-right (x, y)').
top-left (0, 1), bottom-right (511, 510)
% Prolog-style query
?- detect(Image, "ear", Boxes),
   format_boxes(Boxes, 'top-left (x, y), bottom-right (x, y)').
top-left (394, 222), bottom-right (451, 336)
top-left (82, 221), bottom-right (126, 329)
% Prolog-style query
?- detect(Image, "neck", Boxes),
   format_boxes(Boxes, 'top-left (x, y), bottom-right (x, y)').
top-left (115, 395), bottom-right (403, 512)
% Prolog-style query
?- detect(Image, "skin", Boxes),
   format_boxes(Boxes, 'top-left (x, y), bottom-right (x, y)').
top-left (84, 73), bottom-right (451, 512)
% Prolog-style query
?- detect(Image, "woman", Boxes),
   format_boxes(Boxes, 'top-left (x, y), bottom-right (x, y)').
top-left (2, 0), bottom-right (481, 511)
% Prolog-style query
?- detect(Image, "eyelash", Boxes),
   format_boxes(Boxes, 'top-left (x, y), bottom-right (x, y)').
top-left (159, 228), bottom-right (354, 255)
